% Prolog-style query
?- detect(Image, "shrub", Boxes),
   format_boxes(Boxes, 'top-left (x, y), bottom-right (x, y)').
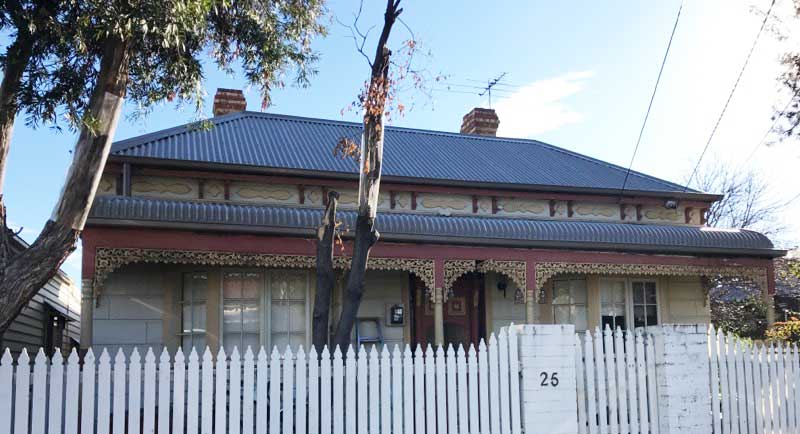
top-left (766, 317), bottom-right (800, 344)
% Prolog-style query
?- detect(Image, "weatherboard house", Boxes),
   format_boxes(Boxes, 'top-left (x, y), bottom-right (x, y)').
top-left (81, 89), bottom-right (784, 355)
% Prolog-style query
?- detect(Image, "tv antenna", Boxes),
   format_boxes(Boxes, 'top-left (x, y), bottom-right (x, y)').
top-left (479, 72), bottom-right (507, 108)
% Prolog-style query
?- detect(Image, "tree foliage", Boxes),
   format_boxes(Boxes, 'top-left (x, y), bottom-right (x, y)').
top-left (0, 0), bottom-right (327, 334)
top-left (777, 1), bottom-right (800, 136)
top-left (710, 285), bottom-right (769, 340)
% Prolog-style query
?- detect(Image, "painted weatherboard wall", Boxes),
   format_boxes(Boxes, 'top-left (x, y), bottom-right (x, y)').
top-left (486, 272), bottom-right (526, 335)
top-left (0, 272), bottom-right (80, 356)
top-left (351, 270), bottom-right (410, 348)
top-left (660, 275), bottom-right (710, 324)
top-left (92, 263), bottom-right (166, 356)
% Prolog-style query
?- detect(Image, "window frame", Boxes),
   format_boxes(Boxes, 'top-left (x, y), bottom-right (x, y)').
top-left (550, 276), bottom-right (589, 332)
top-left (178, 271), bottom-right (209, 351)
top-left (217, 268), bottom-right (312, 352)
top-left (598, 277), bottom-right (660, 330)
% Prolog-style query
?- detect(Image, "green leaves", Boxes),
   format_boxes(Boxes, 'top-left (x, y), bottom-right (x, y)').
top-left (2, 0), bottom-right (327, 130)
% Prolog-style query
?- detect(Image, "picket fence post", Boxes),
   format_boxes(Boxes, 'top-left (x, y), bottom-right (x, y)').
top-left (514, 324), bottom-right (579, 434)
top-left (650, 324), bottom-right (711, 434)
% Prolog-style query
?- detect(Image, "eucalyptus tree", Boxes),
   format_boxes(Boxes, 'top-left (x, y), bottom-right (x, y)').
top-left (0, 0), bottom-right (326, 333)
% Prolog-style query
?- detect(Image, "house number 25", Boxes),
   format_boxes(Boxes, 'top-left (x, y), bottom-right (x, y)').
top-left (539, 372), bottom-right (559, 387)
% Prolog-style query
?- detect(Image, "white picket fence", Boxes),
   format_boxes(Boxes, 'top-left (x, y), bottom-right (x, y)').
top-left (709, 327), bottom-right (800, 434)
top-left (0, 327), bottom-right (521, 434)
top-left (574, 327), bottom-right (659, 434)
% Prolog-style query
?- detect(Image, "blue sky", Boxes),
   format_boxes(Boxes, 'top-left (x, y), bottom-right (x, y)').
top-left (4, 0), bottom-right (799, 280)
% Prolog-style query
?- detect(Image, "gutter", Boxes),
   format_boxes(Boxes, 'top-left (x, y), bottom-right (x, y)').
top-left (85, 218), bottom-right (786, 259)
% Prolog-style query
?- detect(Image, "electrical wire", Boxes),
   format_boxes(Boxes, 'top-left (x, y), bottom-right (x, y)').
top-left (619, 0), bottom-right (683, 197)
top-left (683, 0), bottom-right (777, 192)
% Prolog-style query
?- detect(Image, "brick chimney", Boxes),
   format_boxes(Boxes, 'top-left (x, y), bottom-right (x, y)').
top-left (460, 107), bottom-right (500, 136)
top-left (212, 88), bottom-right (247, 116)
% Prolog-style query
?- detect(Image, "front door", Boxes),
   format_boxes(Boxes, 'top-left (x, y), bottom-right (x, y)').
top-left (413, 273), bottom-right (485, 348)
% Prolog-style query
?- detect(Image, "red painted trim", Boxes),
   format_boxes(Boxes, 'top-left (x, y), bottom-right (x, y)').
top-left (81, 226), bottom-right (775, 282)
top-left (198, 180), bottom-right (205, 199)
top-left (411, 192), bottom-right (417, 210)
top-left (636, 205), bottom-right (643, 222)
top-left (223, 181), bottom-right (230, 200)
top-left (298, 185), bottom-right (305, 205)
top-left (685, 207), bottom-right (693, 224)
top-left (129, 167), bottom-right (714, 207)
top-left (619, 204), bottom-right (626, 221)
top-left (549, 200), bottom-right (556, 217)
top-left (322, 187), bottom-right (328, 206)
top-left (491, 197), bottom-right (498, 214)
top-left (390, 191), bottom-right (397, 210)
top-left (472, 195), bottom-right (478, 214)
top-left (567, 201), bottom-right (574, 218)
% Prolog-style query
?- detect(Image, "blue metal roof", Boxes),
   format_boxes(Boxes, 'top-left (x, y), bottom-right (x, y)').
top-left (89, 196), bottom-right (779, 256)
top-left (111, 112), bottom-right (701, 195)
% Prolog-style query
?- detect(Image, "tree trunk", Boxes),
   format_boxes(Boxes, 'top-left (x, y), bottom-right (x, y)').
top-left (312, 190), bottom-right (339, 350)
top-left (0, 34), bottom-right (35, 270)
top-left (332, 0), bottom-right (401, 349)
top-left (0, 34), bottom-right (34, 197)
top-left (0, 36), bottom-right (129, 334)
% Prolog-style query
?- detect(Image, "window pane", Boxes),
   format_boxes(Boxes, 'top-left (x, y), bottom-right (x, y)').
top-left (242, 302), bottom-right (259, 333)
top-left (646, 305), bottom-right (658, 326)
top-left (571, 284), bottom-right (587, 304)
top-left (242, 273), bottom-right (261, 298)
top-left (553, 283), bottom-right (570, 304)
top-left (645, 284), bottom-right (658, 303)
top-left (182, 304), bottom-right (193, 333)
top-left (182, 272), bottom-right (207, 300)
top-left (223, 272), bottom-right (243, 298)
top-left (223, 303), bottom-right (243, 332)
top-left (193, 303), bottom-right (206, 333)
top-left (554, 305), bottom-right (571, 324)
top-left (572, 305), bottom-right (588, 331)
top-left (633, 305), bottom-right (645, 328)
top-left (271, 332), bottom-right (306, 350)
top-left (633, 285), bottom-right (644, 303)
top-left (183, 335), bottom-right (206, 353)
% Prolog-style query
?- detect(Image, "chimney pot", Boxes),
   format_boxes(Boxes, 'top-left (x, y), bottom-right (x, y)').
top-left (460, 107), bottom-right (500, 136)
top-left (213, 88), bottom-right (247, 117)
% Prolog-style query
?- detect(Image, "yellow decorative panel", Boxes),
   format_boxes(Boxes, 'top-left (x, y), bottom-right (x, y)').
top-left (203, 181), bottom-right (225, 199)
top-left (132, 176), bottom-right (197, 199)
top-left (304, 186), bottom-right (324, 206)
top-left (418, 194), bottom-right (470, 214)
top-left (97, 174), bottom-right (117, 196)
top-left (642, 207), bottom-right (681, 223)
top-left (393, 192), bottom-right (411, 211)
top-left (497, 199), bottom-right (548, 216)
top-left (230, 183), bottom-right (296, 203)
top-left (573, 204), bottom-right (617, 220)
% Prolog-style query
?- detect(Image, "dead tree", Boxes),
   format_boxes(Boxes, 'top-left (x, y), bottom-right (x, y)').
top-left (312, 190), bottom-right (339, 349)
top-left (327, 0), bottom-right (403, 349)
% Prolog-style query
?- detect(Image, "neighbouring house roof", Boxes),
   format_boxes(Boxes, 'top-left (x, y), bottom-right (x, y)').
top-left (88, 196), bottom-right (781, 257)
top-left (110, 111), bottom-right (716, 199)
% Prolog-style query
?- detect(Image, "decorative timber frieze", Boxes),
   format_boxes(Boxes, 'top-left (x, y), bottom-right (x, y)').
top-left (94, 247), bottom-right (435, 298)
top-left (534, 261), bottom-right (769, 296)
top-left (443, 259), bottom-right (528, 304)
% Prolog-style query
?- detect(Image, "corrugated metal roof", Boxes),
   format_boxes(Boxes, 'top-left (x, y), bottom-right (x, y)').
top-left (89, 196), bottom-right (779, 255)
top-left (111, 112), bottom-right (699, 195)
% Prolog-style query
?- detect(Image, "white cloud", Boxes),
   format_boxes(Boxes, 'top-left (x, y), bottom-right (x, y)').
top-left (493, 71), bottom-right (594, 138)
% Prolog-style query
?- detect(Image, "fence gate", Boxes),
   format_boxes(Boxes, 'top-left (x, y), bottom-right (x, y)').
top-left (0, 328), bottom-right (522, 434)
top-left (574, 327), bottom-right (660, 434)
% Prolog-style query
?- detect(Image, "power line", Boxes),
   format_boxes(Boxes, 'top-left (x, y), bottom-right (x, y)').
top-left (737, 97), bottom-right (793, 169)
top-left (683, 0), bottom-right (777, 192)
top-left (619, 0), bottom-right (684, 196)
